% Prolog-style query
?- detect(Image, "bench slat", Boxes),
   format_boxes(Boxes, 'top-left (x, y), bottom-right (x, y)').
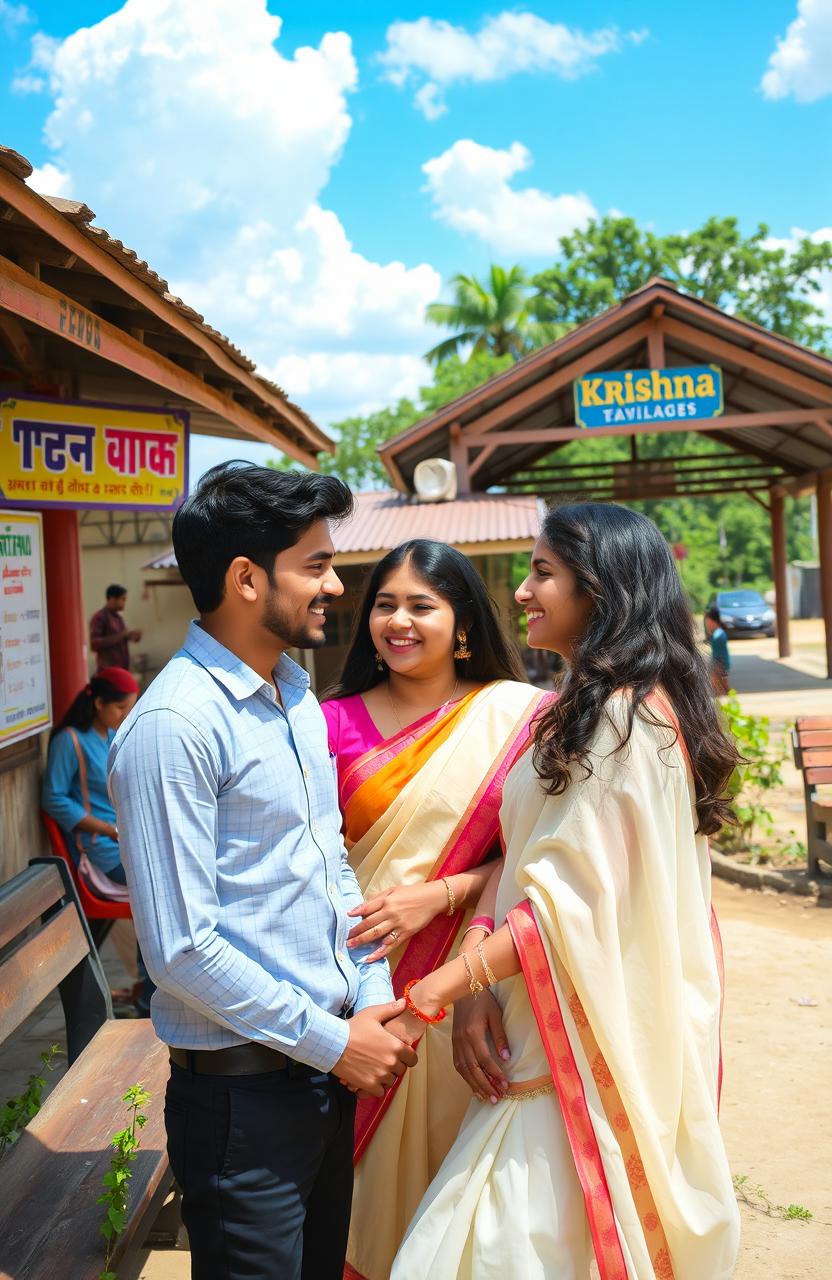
top-left (795, 730), bottom-right (832, 748)
top-left (805, 767), bottom-right (832, 785)
top-left (0, 1020), bottom-right (171, 1280)
top-left (796, 716), bottom-right (832, 730)
top-left (800, 749), bottom-right (832, 767)
top-left (0, 863), bottom-right (64, 952)
top-left (0, 902), bottom-right (88, 1044)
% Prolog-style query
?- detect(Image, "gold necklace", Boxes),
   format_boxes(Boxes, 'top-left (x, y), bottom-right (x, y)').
top-left (386, 678), bottom-right (460, 733)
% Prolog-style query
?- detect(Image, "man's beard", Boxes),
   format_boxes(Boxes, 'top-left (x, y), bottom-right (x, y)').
top-left (262, 591), bottom-right (329, 650)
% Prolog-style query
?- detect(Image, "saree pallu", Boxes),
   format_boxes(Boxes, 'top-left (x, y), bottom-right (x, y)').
top-left (342, 680), bottom-right (548, 1280)
top-left (393, 694), bottom-right (739, 1280)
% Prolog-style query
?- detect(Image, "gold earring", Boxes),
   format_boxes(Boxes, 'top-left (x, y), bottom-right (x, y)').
top-left (375, 652), bottom-right (385, 671)
top-left (454, 630), bottom-right (471, 661)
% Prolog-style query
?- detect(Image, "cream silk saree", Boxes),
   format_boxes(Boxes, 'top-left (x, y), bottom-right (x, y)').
top-left (392, 694), bottom-right (740, 1280)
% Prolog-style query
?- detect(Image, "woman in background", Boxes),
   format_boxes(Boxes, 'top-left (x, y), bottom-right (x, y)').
top-left (390, 505), bottom-right (740, 1280)
top-left (322, 539), bottom-right (548, 1280)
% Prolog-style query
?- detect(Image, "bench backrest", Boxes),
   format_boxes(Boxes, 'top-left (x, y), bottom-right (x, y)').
top-left (0, 858), bottom-right (111, 1062)
top-left (793, 718), bottom-right (832, 786)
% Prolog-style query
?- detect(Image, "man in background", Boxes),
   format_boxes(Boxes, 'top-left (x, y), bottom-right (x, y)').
top-left (705, 606), bottom-right (731, 695)
top-left (89, 583), bottom-right (141, 671)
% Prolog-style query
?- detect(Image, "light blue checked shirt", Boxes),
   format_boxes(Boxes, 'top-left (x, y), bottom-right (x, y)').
top-left (108, 622), bottom-right (393, 1072)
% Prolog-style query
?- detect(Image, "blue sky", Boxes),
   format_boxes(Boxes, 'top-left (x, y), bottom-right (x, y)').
top-left (2, 1), bottom-right (831, 478)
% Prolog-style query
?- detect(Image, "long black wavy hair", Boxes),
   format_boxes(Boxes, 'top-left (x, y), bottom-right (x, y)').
top-left (530, 502), bottom-right (739, 835)
top-left (52, 673), bottom-right (137, 740)
top-left (326, 539), bottom-right (526, 699)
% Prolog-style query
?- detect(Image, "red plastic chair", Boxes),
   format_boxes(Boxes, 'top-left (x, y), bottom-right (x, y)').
top-left (41, 811), bottom-right (132, 920)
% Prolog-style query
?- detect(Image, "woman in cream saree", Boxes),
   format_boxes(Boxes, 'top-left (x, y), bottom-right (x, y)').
top-left (321, 539), bottom-right (548, 1280)
top-left (389, 505), bottom-right (741, 1280)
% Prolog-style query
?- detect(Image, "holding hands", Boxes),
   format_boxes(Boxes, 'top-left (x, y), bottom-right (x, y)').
top-left (333, 999), bottom-right (418, 1097)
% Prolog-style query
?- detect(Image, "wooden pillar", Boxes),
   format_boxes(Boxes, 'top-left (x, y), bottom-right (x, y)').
top-left (42, 509), bottom-right (88, 722)
top-left (770, 489), bottom-right (791, 658)
top-left (449, 422), bottom-right (471, 494)
top-left (817, 471), bottom-right (832, 680)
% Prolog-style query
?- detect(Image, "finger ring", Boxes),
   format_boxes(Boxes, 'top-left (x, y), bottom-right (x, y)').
top-left (389, 930), bottom-right (399, 943)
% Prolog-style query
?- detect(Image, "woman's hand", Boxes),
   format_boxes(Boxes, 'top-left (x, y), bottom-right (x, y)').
top-left (347, 882), bottom-right (447, 962)
top-left (452, 991), bottom-right (510, 1104)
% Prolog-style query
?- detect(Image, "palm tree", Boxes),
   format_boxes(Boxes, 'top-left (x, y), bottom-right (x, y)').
top-left (425, 265), bottom-right (559, 364)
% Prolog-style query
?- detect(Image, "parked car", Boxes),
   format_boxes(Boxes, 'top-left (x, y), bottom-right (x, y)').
top-left (706, 589), bottom-right (776, 638)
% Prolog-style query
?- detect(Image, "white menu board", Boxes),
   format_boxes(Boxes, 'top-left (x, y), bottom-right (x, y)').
top-left (0, 510), bottom-right (51, 745)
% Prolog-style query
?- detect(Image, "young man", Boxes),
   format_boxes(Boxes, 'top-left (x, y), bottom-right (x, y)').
top-left (89, 583), bottom-right (142, 671)
top-left (705, 605), bottom-right (731, 695)
top-left (109, 462), bottom-right (416, 1280)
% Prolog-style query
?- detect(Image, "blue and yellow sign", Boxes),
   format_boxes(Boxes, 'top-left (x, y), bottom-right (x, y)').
top-left (574, 365), bottom-right (723, 429)
top-left (0, 395), bottom-right (189, 512)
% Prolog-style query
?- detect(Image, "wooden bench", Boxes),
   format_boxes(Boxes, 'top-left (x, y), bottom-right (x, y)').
top-left (0, 858), bottom-right (173, 1280)
top-left (792, 717), bottom-right (832, 879)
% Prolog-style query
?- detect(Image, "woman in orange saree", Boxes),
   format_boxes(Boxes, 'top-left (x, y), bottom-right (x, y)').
top-left (321, 540), bottom-right (548, 1280)
top-left (389, 505), bottom-right (741, 1280)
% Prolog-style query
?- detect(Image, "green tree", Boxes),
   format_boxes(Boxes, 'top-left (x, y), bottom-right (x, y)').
top-left (531, 215), bottom-right (832, 350)
top-left (425, 265), bottom-right (557, 364)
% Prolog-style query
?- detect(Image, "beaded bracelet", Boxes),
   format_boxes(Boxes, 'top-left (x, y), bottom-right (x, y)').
top-left (403, 979), bottom-right (447, 1024)
top-left (442, 876), bottom-right (457, 917)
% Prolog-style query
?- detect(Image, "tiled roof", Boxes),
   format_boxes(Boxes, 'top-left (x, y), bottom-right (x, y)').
top-left (143, 490), bottom-right (542, 570)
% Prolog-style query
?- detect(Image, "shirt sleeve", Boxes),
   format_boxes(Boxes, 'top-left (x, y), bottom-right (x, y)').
top-left (109, 707), bottom-right (350, 1072)
top-left (336, 837), bottom-right (395, 1012)
top-left (42, 731), bottom-right (88, 832)
top-left (90, 611), bottom-right (121, 652)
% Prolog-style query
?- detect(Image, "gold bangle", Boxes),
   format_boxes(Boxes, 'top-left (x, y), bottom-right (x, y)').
top-left (461, 923), bottom-right (492, 943)
top-left (476, 940), bottom-right (497, 987)
top-left (462, 951), bottom-right (484, 999)
top-left (443, 876), bottom-right (456, 917)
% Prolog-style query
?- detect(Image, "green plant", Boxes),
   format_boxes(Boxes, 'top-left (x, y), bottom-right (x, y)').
top-left (98, 1084), bottom-right (151, 1280)
top-left (733, 1173), bottom-right (813, 1221)
top-left (0, 1043), bottom-right (63, 1157)
top-left (717, 694), bottom-right (787, 853)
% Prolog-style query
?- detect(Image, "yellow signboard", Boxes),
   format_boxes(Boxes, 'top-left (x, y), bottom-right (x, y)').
top-left (0, 395), bottom-right (188, 511)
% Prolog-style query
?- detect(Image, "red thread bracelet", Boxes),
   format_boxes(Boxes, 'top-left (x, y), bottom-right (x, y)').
top-left (403, 979), bottom-right (447, 1024)
top-left (469, 914), bottom-right (495, 932)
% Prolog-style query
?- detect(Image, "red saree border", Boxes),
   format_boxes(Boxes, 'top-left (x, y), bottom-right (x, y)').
top-left (507, 901), bottom-right (629, 1280)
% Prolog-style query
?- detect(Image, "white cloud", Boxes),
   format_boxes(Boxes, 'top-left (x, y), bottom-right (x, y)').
top-left (17, 0), bottom-right (440, 439)
top-left (26, 161), bottom-right (72, 196)
top-left (423, 139), bottom-right (596, 256)
top-left (761, 0), bottom-right (832, 102)
top-left (0, 0), bottom-right (31, 33)
top-left (379, 12), bottom-right (648, 117)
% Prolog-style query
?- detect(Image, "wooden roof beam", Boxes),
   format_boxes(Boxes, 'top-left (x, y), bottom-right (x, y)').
top-left (0, 252), bottom-right (318, 467)
top-left (0, 168), bottom-right (330, 453)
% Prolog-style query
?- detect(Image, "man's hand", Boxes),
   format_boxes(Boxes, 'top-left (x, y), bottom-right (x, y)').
top-left (333, 1000), bottom-right (418, 1097)
top-left (128, 629), bottom-right (142, 642)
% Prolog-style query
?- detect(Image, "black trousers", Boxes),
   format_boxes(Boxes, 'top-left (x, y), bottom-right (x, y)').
top-left (165, 1059), bottom-right (356, 1280)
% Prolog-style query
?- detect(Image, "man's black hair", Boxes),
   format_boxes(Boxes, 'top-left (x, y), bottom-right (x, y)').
top-left (106, 584), bottom-right (127, 598)
top-left (705, 606), bottom-right (721, 623)
top-left (172, 461), bottom-right (354, 613)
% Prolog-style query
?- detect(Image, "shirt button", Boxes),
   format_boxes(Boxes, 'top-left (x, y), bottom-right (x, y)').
top-left (303, 766), bottom-right (310, 779)
top-left (311, 821), bottom-right (319, 835)
top-left (328, 883), bottom-right (337, 897)
top-left (336, 951), bottom-right (346, 964)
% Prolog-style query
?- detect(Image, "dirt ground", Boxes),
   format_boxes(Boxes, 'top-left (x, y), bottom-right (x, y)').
top-left (715, 878), bottom-right (831, 1278)
top-left (140, 877), bottom-right (831, 1279)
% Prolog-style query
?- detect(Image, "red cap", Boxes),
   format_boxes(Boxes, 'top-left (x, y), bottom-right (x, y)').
top-left (95, 666), bottom-right (140, 695)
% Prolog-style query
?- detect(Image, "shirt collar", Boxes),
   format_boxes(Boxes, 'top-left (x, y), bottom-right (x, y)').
top-left (182, 621), bottom-right (311, 702)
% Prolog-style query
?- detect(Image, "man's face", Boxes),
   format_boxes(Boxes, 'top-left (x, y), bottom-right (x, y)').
top-left (261, 519), bottom-right (344, 649)
top-left (109, 594), bottom-right (127, 613)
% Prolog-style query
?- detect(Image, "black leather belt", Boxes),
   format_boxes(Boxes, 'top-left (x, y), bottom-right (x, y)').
top-left (169, 1043), bottom-right (288, 1075)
